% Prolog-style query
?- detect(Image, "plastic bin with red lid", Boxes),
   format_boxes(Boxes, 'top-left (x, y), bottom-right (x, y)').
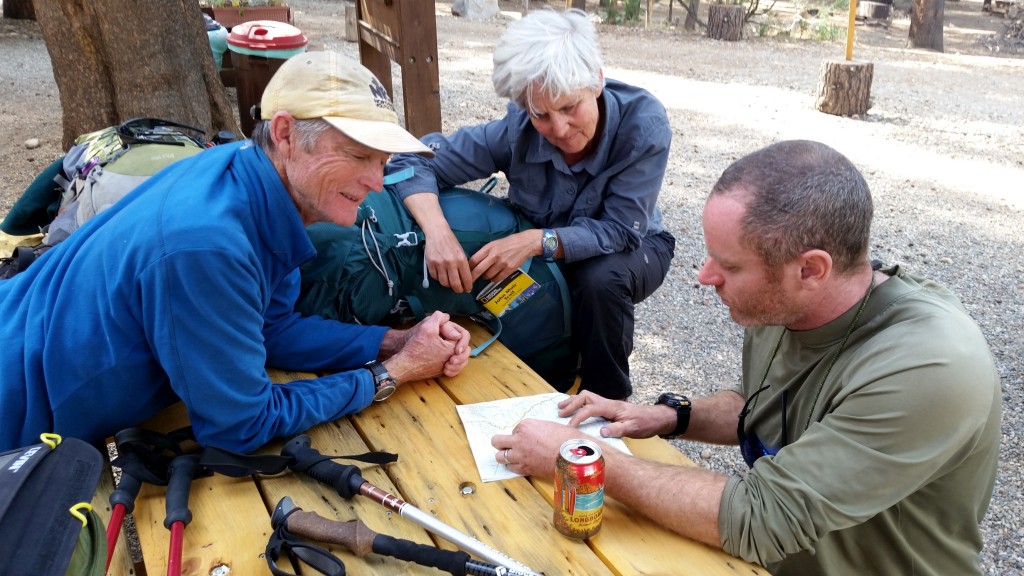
top-left (227, 20), bottom-right (308, 137)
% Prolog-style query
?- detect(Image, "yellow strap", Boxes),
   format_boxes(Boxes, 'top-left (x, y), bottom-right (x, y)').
top-left (40, 433), bottom-right (62, 449)
top-left (69, 503), bottom-right (93, 528)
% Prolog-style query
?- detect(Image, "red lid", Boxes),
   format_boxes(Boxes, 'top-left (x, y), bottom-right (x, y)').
top-left (227, 20), bottom-right (308, 51)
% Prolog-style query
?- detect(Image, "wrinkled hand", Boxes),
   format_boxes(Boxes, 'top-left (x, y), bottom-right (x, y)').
top-left (424, 227), bottom-right (474, 293)
top-left (384, 311), bottom-right (470, 383)
top-left (469, 231), bottom-right (541, 284)
top-left (490, 419), bottom-right (588, 479)
top-left (437, 316), bottom-right (471, 377)
top-left (557, 390), bottom-right (666, 440)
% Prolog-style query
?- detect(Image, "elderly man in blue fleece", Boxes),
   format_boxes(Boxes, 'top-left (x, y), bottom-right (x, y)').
top-left (0, 52), bottom-right (471, 453)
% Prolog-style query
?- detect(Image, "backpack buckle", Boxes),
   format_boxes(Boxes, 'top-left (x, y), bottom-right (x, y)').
top-left (393, 232), bottom-right (419, 247)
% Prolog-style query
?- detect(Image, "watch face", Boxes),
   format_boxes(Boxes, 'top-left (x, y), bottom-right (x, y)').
top-left (373, 382), bottom-right (397, 402)
top-left (658, 392), bottom-right (690, 409)
top-left (543, 235), bottom-right (557, 251)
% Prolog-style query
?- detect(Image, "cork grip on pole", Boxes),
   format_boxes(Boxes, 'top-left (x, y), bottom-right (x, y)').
top-left (286, 511), bottom-right (377, 557)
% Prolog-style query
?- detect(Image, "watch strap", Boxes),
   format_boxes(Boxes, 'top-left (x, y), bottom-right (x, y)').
top-left (656, 392), bottom-right (692, 439)
top-left (363, 360), bottom-right (396, 402)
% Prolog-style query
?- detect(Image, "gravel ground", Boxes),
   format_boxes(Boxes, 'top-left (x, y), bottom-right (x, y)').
top-left (2, 1), bottom-right (1022, 573)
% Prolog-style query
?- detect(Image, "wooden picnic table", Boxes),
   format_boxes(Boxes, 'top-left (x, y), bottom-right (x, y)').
top-left (92, 320), bottom-right (765, 576)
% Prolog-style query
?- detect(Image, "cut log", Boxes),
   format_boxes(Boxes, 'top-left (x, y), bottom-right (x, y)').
top-left (815, 60), bottom-right (874, 116)
top-left (707, 4), bottom-right (744, 41)
top-left (857, 1), bottom-right (892, 20)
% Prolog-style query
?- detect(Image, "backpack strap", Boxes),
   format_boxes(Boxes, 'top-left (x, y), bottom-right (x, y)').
top-left (542, 259), bottom-right (573, 339)
top-left (469, 315), bottom-right (502, 358)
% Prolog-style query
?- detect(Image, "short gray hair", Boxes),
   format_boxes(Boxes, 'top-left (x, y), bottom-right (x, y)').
top-left (250, 118), bottom-right (334, 155)
top-left (710, 140), bottom-right (873, 275)
top-left (492, 8), bottom-right (604, 114)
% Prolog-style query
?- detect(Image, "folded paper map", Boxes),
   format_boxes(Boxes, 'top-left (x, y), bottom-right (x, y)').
top-left (456, 392), bottom-right (632, 482)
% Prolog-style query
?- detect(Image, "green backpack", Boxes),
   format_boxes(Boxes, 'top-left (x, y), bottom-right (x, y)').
top-left (296, 183), bottom-right (578, 390)
top-left (1, 118), bottom-right (210, 278)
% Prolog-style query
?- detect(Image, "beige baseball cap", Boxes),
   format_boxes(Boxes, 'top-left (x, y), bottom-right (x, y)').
top-left (261, 51), bottom-right (433, 157)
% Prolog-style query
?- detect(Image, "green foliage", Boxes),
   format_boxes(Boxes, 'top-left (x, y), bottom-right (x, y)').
top-left (605, 0), bottom-right (644, 25)
top-left (814, 22), bottom-right (844, 40)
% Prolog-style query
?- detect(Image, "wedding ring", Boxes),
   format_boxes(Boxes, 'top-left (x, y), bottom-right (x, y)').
top-left (503, 448), bottom-right (513, 465)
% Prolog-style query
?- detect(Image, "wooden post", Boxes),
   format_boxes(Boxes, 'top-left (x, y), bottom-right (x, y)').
top-left (344, 1), bottom-right (357, 42)
top-left (815, 60), bottom-right (874, 116)
top-left (707, 4), bottom-right (743, 40)
top-left (566, 0), bottom-right (587, 9)
top-left (355, 0), bottom-right (442, 137)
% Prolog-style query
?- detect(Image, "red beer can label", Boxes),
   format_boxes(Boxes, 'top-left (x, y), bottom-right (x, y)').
top-left (553, 438), bottom-right (604, 539)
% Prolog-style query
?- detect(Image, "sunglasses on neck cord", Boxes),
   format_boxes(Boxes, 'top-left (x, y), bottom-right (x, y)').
top-left (737, 385), bottom-right (788, 467)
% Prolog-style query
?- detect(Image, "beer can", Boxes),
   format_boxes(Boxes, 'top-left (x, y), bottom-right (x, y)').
top-left (553, 438), bottom-right (605, 539)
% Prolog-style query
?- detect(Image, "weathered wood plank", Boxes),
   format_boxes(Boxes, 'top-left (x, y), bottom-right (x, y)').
top-left (352, 378), bottom-right (615, 575)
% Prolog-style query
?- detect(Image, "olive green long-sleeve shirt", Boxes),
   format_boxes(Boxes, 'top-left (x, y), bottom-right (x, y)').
top-left (720, 266), bottom-right (1001, 575)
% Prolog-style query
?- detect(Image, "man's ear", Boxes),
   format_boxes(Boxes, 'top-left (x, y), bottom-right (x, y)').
top-left (799, 249), bottom-right (833, 285)
top-left (269, 112), bottom-right (296, 156)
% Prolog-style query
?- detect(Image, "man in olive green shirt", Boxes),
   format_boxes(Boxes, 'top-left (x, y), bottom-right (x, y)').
top-left (492, 140), bottom-right (1001, 574)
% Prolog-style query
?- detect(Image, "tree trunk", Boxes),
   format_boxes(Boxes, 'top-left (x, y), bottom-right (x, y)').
top-left (683, 0), bottom-right (702, 30)
top-left (33, 0), bottom-right (239, 150)
top-left (3, 0), bottom-right (36, 20)
top-left (707, 4), bottom-right (743, 40)
top-left (908, 0), bottom-right (944, 51)
top-left (566, 0), bottom-right (587, 9)
top-left (815, 60), bottom-right (874, 116)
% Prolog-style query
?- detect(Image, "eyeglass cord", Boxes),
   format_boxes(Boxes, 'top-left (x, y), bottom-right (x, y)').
top-left (744, 272), bottom-right (877, 440)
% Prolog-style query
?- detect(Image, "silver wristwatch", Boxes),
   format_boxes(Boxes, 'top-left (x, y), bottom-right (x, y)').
top-left (363, 360), bottom-right (397, 402)
top-left (541, 228), bottom-right (558, 260)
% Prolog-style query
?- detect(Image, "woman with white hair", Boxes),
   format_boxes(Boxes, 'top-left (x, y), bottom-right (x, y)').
top-left (389, 9), bottom-right (675, 400)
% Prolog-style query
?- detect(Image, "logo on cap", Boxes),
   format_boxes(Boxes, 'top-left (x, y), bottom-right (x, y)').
top-left (369, 77), bottom-right (395, 113)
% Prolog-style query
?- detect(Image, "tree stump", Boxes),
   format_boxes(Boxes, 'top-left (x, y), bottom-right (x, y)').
top-left (707, 4), bottom-right (744, 41)
top-left (815, 60), bottom-right (874, 116)
top-left (857, 1), bottom-right (892, 21)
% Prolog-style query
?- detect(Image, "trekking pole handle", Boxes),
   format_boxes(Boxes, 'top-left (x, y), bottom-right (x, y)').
top-left (109, 472), bottom-right (142, 513)
top-left (281, 435), bottom-right (364, 499)
top-left (274, 497), bottom-right (505, 576)
top-left (164, 454), bottom-right (202, 529)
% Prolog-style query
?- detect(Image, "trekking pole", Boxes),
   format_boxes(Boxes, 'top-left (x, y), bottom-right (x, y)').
top-left (281, 435), bottom-right (542, 576)
top-left (164, 454), bottom-right (204, 576)
top-left (107, 427), bottom-right (186, 575)
top-left (105, 471), bottom-right (141, 573)
top-left (271, 496), bottom-right (533, 576)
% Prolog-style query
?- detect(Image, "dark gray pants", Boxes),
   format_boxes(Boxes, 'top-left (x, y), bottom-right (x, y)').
top-left (566, 230), bottom-right (675, 399)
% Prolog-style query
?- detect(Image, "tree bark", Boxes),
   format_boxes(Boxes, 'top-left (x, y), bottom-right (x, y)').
top-left (3, 0), bottom-right (36, 20)
top-left (909, 0), bottom-right (944, 52)
top-left (707, 4), bottom-right (743, 40)
top-left (33, 0), bottom-right (239, 150)
top-left (815, 60), bottom-right (874, 116)
top-left (683, 0), bottom-right (702, 30)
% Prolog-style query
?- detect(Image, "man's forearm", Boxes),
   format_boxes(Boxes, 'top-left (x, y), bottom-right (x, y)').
top-left (603, 448), bottom-right (728, 549)
top-left (684, 389), bottom-right (745, 445)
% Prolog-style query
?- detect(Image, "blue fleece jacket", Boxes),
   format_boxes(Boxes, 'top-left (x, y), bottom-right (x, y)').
top-left (0, 142), bottom-right (386, 452)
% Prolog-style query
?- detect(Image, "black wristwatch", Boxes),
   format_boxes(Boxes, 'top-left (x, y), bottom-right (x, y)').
top-left (363, 360), bottom-right (397, 402)
top-left (655, 392), bottom-right (692, 439)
